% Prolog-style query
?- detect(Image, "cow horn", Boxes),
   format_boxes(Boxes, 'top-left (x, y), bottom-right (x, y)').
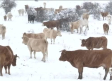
top-left (15, 54), bottom-right (20, 58)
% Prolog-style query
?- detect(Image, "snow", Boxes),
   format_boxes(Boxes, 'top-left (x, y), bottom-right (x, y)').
top-left (0, 1), bottom-right (112, 81)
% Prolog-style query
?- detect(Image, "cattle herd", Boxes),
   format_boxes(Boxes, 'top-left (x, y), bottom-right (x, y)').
top-left (1, 2), bottom-right (112, 80)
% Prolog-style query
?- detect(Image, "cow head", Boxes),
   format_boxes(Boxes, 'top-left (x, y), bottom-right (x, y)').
top-left (81, 39), bottom-right (87, 47)
top-left (22, 36), bottom-right (29, 45)
top-left (57, 30), bottom-right (62, 37)
top-left (23, 33), bottom-right (26, 37)
top-left (42, 22), bottom-right (46, 26)
top-left (59, 49), bottom-right (67, 61)
top-left (12, 54), bottom-right (19, 66)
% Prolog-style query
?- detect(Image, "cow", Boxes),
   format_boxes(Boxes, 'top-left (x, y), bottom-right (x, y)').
top-left (25, 5), bottom-right (29, 13)
top-left (43, 20), bottom-right (61, 30)
top-left (3, 15), bottom-right (7, 21)
top-left (0, 24), bottom-right (6, 40)
top-left (0, 45), bottom-right (18, 76)
top-left (18, 9), bottom-right (25, 16)
top-left (28, 15), bottom-right (35, 23)
top-left (103, 23), bottom-right (109, 35)
top-left (107, 15), bottom-right (111, 25)
top-left (81, 36), bottom-right (107, 50)
top-left (101, 12), bottom-right (108, 20)
top-left (59, 49), bottom-right (112, 80)
top-left (70, 19), bottom-right (89, 34)
top-left (7, 12), bottom-right (13, 21)
top-left (82, 13), bottom-right (89, 20)
top-left (43, 28), bottom-right (62, 44)
top-left (22, 36), bottom-right (48, 62)
top-left (23, 32), bottom-right (45, 39)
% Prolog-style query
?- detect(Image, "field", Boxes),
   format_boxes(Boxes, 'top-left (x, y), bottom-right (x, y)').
top-left (0, 1), bottom-right (112, 81)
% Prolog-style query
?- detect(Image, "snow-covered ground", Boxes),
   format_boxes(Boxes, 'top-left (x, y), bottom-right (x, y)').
top-left (0, 1), bottom-right (112, 81)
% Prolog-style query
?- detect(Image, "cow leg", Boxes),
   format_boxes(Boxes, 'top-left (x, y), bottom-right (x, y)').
top-left (0, 65), bottom-right (3, 76)
top-left (8, 65), bottom-right (11, 75)
top-left (51, 38), bottom-right (52, 44)
top-left (41, 52), bottom-right (46, 62)
top-left (34, 51), bottom-right (36, 59)
top-left (103, 68), bottom-right (109, 80)
top-left (29, 50), bottom-right (32, 59)
top-left (46, 50), bottom-right (48, 61)
top-left (77, 29), bottom-right (78, 33)
top-left (78, 67), bottom-right (83, 79)
top-left (53, 39), bottom-right (55, 44)
top-left (4, 66), bottom-right (7, 74)
top-left (2, 33), bottom-right (5, 40)
top-left (80, 27), bottom-right (82, 34)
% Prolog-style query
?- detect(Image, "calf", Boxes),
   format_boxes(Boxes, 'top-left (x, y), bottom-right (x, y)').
top-left (22, 36), bottom-right (48, 62)
top-left (81, 36), bottom-right (107, 50)
top-left (103, 23), bottom-right (109, 35)
top-left (59, 49), bottom-right (112, 80)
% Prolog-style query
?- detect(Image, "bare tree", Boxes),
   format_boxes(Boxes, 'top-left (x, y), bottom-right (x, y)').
top-left (1, 0), bottom-right (16, 14)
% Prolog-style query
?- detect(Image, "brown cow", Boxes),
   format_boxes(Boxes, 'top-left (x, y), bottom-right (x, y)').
top-left (0, 45), bottom-right (18, 76)
top-left (23, 32), bottom-right (45, 39)
top-left (43, 28), bottom-right (62, 44)
top-left (25, 5), bottom-right (29, 13)
top-left (101, 12), bottom-right (108, 20)
top-left (22, 36), bottom-right (48, 62)
top-left (59, 49), bottom-right (112, 80)
top-left (103, 23), bottom-right (109, 35)
top-left (43, 20), bottom-right (61, 30)
top-left (81, 36), bottom-right (107, 50)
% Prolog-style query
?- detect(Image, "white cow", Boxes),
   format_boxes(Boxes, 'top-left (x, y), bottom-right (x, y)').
top-left (70, 19), bottom-right (89, 34)
top-left (107, 15), bottom-right (111, 25)
top-left (18, 9), bottom-right (25, 16)
top-left (7, 12), bottom-right (13, 21)
top-left (43, 28), bottom-right (62, 44)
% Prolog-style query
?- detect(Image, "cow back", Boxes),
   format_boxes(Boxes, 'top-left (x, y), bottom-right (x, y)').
top-left (86, 36), bottom-right (107, 49)
top-left (60, 49), bottom-right (112, 68)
